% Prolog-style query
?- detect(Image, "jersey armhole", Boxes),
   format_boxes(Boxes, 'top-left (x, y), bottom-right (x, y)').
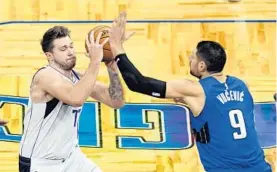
top-left (30, 67), bottom-right (46, 88)
top-left (193, 82), bottom-right (208, 118)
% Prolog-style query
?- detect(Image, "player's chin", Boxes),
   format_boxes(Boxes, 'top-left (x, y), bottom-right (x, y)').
top-left (70, 62), bottom-right (76, 69)
top-left (65, 62), bottom-right (76, 70)
top-left (190, 70), bottom-right (196, 77)
top-left (190, 71), bottom-right (201, 79)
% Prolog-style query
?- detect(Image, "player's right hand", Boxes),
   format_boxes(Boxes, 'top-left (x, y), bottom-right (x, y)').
top-left (85, 31), bottom-right (109, 63)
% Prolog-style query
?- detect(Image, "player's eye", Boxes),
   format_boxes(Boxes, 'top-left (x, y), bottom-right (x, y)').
top-left (60, 47), bottom-right (66, 51)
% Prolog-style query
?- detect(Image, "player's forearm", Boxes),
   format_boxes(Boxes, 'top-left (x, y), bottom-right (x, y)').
top-left (71, 61), bottom-right (101, 105)
top-left (106, 64), bottom-right (125, 107)
top-left (115, 53), bottom-right (166, 98)
top-left (107, 64), bottom-right (124, 101)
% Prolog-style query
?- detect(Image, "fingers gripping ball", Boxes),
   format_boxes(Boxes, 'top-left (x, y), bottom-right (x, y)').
top-left (85, 25), bottom-right (113, 62)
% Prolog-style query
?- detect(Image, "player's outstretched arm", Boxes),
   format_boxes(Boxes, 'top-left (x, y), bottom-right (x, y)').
top-left (115, 53), bottom-right (203, 99)
top-left (109, 12), bottom-right (203, 99)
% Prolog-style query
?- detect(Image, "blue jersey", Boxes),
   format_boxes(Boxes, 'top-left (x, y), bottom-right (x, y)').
top-left (190, 76), bottom-right (271, 172)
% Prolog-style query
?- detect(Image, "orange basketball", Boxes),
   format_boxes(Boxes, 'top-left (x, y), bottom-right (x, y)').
top-left (85, 25), bottom-right (113, 62)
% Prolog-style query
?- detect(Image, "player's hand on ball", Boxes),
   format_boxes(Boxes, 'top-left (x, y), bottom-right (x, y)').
top-left (85, 31), bottom-right (109, 63)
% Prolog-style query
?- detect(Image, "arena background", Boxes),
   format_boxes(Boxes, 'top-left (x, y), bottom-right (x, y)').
top-left (0, 0), bottom-right (276, 171)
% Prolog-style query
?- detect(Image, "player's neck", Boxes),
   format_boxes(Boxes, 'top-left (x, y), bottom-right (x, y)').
top-left (202, 72), bottom-right (227, 83)
top-left (201, 72), bottom-right (223, 79)
top-left (49, 63), bottom-right (72, 78)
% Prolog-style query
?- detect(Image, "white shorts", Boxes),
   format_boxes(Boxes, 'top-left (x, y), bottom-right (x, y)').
top-left (27, 148), bottom-right (102, 172)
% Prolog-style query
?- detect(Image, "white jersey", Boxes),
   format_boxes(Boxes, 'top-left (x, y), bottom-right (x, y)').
top-left (19, 67), bottom-right (82, 160)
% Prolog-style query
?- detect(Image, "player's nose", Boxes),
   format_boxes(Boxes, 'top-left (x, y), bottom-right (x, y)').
top-left (67, 48), bottom-right (74, 56)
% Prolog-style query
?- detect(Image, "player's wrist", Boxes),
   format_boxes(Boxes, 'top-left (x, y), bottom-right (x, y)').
top-left (107, 65), bottom-right (118, 73)
top-left (88, 59), bottom-right (101, 68)
top-left (105, 60), bottom-right (118, 71)
top-left (110, 44), bottom-right (125, 57)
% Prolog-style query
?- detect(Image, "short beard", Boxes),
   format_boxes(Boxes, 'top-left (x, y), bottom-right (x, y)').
top-left (190, 70), bottom-right (201, 79)
top-left (53, 59), bottom-right (76, 71)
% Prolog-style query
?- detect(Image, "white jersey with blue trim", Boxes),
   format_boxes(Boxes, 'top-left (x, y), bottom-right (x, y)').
top-left (19, 67), bottom-right (82, 160)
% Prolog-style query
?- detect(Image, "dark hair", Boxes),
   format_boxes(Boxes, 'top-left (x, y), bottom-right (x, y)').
top-left (196, 41), bottom-right (226, 73)
top-left (40, 26), bottom-right (71, 53)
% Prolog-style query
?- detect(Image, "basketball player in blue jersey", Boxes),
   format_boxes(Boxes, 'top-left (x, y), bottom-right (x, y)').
top-left (109, 12), bottom-right (272, 172)
top-left (18, 25), bottom-right (125, 172)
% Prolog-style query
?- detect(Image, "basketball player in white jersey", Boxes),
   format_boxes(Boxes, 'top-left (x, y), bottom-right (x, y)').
top-left (19, 25), bottom-right (125, 172)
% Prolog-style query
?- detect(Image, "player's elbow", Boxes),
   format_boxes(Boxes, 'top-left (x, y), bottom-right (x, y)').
top-left (123, 74), bottom-right (144, 92)
top-left (110, 100), bottom-right (125, 109)
top-left (67, 90), bottom-right (90, 107)
top-left (127, 85), bottom-right (138, 92)
top-left (70, 101), bottom-right (84, 107)
top-left (71, 102), bottom-right (84, 107)
top-left (124, 76), bottom-right (144, 93)
top-left (69, 96), bottom-right (86, 107)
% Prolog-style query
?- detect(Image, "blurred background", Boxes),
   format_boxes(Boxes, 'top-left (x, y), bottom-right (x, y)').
top-left (0, 0), bottom-right (276, 171)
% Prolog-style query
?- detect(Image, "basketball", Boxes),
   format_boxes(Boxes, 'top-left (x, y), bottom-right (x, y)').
top-left (85, 25), bottom-right (113, 62)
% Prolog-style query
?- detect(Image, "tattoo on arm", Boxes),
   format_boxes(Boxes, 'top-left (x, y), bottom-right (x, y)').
top-left (108, 67), bottom-right (124, 100)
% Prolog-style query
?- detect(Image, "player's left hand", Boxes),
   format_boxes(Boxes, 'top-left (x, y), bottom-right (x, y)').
top-left (110, 12), bottom-right (127, 45)
top-left (114, 11), bottom-right (135, 43)
top-left (122, 30), bottom-right (135, 42)
top-left (110, 12), bottom-right (135, 44)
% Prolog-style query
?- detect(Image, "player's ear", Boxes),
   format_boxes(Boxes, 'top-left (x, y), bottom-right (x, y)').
top-left (198, 61), bottom-right (206, 72)
top-left (45, 52), bottom-right (53, 61)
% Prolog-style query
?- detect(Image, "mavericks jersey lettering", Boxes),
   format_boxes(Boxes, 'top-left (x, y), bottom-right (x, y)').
top-left (19, 68), bottom-right (82, 160)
